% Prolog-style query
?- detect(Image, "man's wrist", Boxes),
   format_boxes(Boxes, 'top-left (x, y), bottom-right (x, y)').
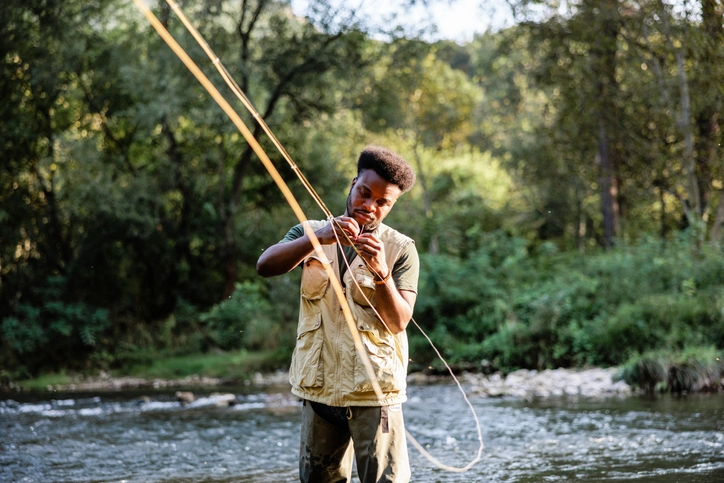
top-left (312, 228), bottom-right (330, 245)
top-left (373, 269), bottom-right (392, 285)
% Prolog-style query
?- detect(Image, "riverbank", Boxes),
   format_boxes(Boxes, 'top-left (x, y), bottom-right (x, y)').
top-left (460, 367), bottom-right (633, 398)
top-left (7, 367), bottom-right (642, 399)
top-left (9, 369), bottom-right (292, 393)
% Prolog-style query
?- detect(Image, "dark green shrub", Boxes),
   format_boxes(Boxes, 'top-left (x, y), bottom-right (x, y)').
top-left (618, 347), bottom-right (724, 393)
top-left (0, 276), bottom-right (111, 374)
top-left (582, 293), bottom-right (724, 366)
top-left (199, 280), bottom-right (272, 350)
top-left (618, 356), bottom-right (667, 392)
top-left (197, 276), bottom-right (298, 354)
top-left (412, 235), bottom-right (724, 373)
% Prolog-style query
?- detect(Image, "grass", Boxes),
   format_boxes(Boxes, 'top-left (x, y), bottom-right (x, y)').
top-left (15, 372), bottom-right (75, 391)
top-left (119, 349), bottom-right (290, 380)
top-left (12, 349), bottom-right (291, 391)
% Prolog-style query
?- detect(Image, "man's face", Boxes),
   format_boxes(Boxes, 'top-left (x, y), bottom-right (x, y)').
top-left (346, 169), bottom-right (402, 231)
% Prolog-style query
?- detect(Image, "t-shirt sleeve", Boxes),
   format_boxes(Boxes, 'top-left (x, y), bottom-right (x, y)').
top-left (280, 223), bottom-right (305, 243)
top-left (391, 242), bottom-right (419, 294)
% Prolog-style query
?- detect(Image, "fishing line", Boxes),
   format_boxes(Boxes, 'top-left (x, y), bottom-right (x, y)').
top-left (331, 228), bottom-right (484, 472)
top-left (132, 0), bottom-right (483, 472)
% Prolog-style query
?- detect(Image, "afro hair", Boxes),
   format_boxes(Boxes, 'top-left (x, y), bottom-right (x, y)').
top-left (357, 145), bottom-right (416, 193)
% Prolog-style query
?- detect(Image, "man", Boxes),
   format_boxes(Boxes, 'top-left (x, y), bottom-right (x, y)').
top-left (256, 145), bottom-right (418, 483)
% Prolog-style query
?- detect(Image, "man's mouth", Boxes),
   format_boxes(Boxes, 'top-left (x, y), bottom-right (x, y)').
top-left (355, 211), bottom-right (374, 223)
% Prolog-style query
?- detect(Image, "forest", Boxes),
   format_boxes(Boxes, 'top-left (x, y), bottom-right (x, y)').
top-left (1, 0), bottom-right (724, 392)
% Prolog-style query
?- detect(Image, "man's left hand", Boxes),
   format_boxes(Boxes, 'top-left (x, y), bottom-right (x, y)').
top-left (355, 233), bottom-right (388, 279)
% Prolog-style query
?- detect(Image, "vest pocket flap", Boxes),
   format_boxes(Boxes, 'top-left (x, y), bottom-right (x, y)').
top-left (305, 253), bottom-right (332, 265)
top-left (297, 313), bottom-right (322, 339)
top-left (353, 324), bottom-right (399, 393)
top-left (290, 312), bottom-right (324, 388)
top-left (353, 264), bottom-right (376, 288)
top-left (350, 263), bottom-right (377, 307)
top-left (356, 317), bottom-right (391, 347)
top-left (300, 256), bottom-right (333, 300)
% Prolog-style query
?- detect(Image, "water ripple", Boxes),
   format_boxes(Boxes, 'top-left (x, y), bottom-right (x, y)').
top-left (1, 385), bottom-right (723, 482)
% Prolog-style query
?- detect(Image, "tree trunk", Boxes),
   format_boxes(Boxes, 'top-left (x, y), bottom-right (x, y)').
top-left (710, 191), bottom-right (724, 242)
top-left (590, 0), bottom-right (621, 248)
top-left (222, 144), bottom-right (254, 298)
top-left (597, 120), bottom-right (617, 248)
top-left (411, 136), bottom-right (438, 254)
top-left (674, 48), bottom-right (700, 223)
top-left (699, 0), bottom-right (724, 242)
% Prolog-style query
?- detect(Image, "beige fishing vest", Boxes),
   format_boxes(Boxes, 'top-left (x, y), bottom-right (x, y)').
top-left (289, 220), bottom-right (414, 407)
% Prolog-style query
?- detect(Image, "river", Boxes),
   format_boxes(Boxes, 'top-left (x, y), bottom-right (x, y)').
top-left (1, 383), bottom-right (723, 482)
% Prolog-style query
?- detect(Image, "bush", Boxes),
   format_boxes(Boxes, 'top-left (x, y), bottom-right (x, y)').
top-left (618, 347), bottom-right (724, 393)
top-left (581, 293), bottom-right (724, 366)
top-left (0, 276), bottom-right (111, 375)
top-left (410, 235), bottom-right (724, 373)
top-left (198, 278), bottom-right (298, 353)
top-left (199, 280), bottom-right (273, 350)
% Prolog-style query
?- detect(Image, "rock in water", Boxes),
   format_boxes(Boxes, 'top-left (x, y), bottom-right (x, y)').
top-left (176, 391), bottom-right (195, 405)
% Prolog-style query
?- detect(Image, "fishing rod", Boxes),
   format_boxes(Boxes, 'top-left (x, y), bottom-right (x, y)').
top-left (131, 0), bottom-right (483, 472)
top-left (164, 0), bottom-right (389, 282)
top-left (131, 0), bottom-right (385, 401)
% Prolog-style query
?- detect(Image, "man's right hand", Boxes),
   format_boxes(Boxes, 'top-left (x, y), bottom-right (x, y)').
top-left (317, 216), bottom-right (360, 245)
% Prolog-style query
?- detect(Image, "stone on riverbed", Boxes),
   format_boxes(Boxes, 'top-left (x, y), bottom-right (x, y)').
top-left (38, 367), bottom-right (631, 400)
top-left (210, 393), bottom-right (237, 407)
top-left (459, 367), bottom-right (632, 399)
top-left (175, 391), bottom-right (195, 405)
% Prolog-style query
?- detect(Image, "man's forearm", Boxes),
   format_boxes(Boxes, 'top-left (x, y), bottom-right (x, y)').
top-left (256, 236), bottom-right (315, 277)
top-left (374, 282), bottom-right (416, 335)
top-left (257, 217), bottom-right (361, 277)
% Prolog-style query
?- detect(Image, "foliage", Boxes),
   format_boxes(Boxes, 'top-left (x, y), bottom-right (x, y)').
top-left (2, 0), bottom-right (724, 382)
top-left (199, 280), bottom-right (290, 352)
top-left (618, 347), bottom-right (724, 393)
top-left (0, 276), bottom-right (111, 376)
top-left (411, 235), bottom-right (724, 373)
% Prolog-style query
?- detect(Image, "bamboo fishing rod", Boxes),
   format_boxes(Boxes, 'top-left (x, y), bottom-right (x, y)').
top-left (131, 0), bottom-right (483, 472)
top-left (130, 0), bottom-right (385, 401)
top-left (164, 0), bottom-right (391, 283)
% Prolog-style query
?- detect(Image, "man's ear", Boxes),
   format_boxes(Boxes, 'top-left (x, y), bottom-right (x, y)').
top-left (350, 177), bottom-right (357, 188)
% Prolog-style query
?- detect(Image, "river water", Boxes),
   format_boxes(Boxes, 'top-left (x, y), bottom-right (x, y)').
top-left (1, 383), bottom-right (723, 482)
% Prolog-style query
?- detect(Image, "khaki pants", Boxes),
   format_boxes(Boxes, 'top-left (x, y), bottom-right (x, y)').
top-left (299, 400), bottom-right (411, 483)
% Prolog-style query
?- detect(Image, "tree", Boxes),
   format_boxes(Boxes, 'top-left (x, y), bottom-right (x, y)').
top-left (512, 0), bottom-right (626, 248)
top-left (357, 39), bottom-right (482, 252)
top-left (0, 0), bottom-right (115, 313)
top-left (150, 0), bottom-right (372, 296)
top-left (623, 0), bottom-right (724, 243)
top-left (0, 0), bottom-right (375, 373)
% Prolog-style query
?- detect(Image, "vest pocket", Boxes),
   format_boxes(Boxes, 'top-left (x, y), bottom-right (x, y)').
top-left (349, 263), bottom-right (377, 307)
top-left (289, 313), bottom-right (324, 388)
top-left (300, 256), bottom-right (332, 301)
top-left (353, 318), bottom-right (400, 393)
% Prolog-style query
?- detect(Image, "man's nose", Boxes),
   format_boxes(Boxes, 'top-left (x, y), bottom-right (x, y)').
top-left (361, 199), bottom-right (374, 211)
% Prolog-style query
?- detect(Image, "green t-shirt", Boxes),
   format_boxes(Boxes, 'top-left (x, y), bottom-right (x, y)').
top-left (281, 223), bottom-right (419, 294)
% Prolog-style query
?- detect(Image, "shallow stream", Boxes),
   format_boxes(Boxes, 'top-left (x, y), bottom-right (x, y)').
top-left (2, 383), bottom-right (723, 482)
